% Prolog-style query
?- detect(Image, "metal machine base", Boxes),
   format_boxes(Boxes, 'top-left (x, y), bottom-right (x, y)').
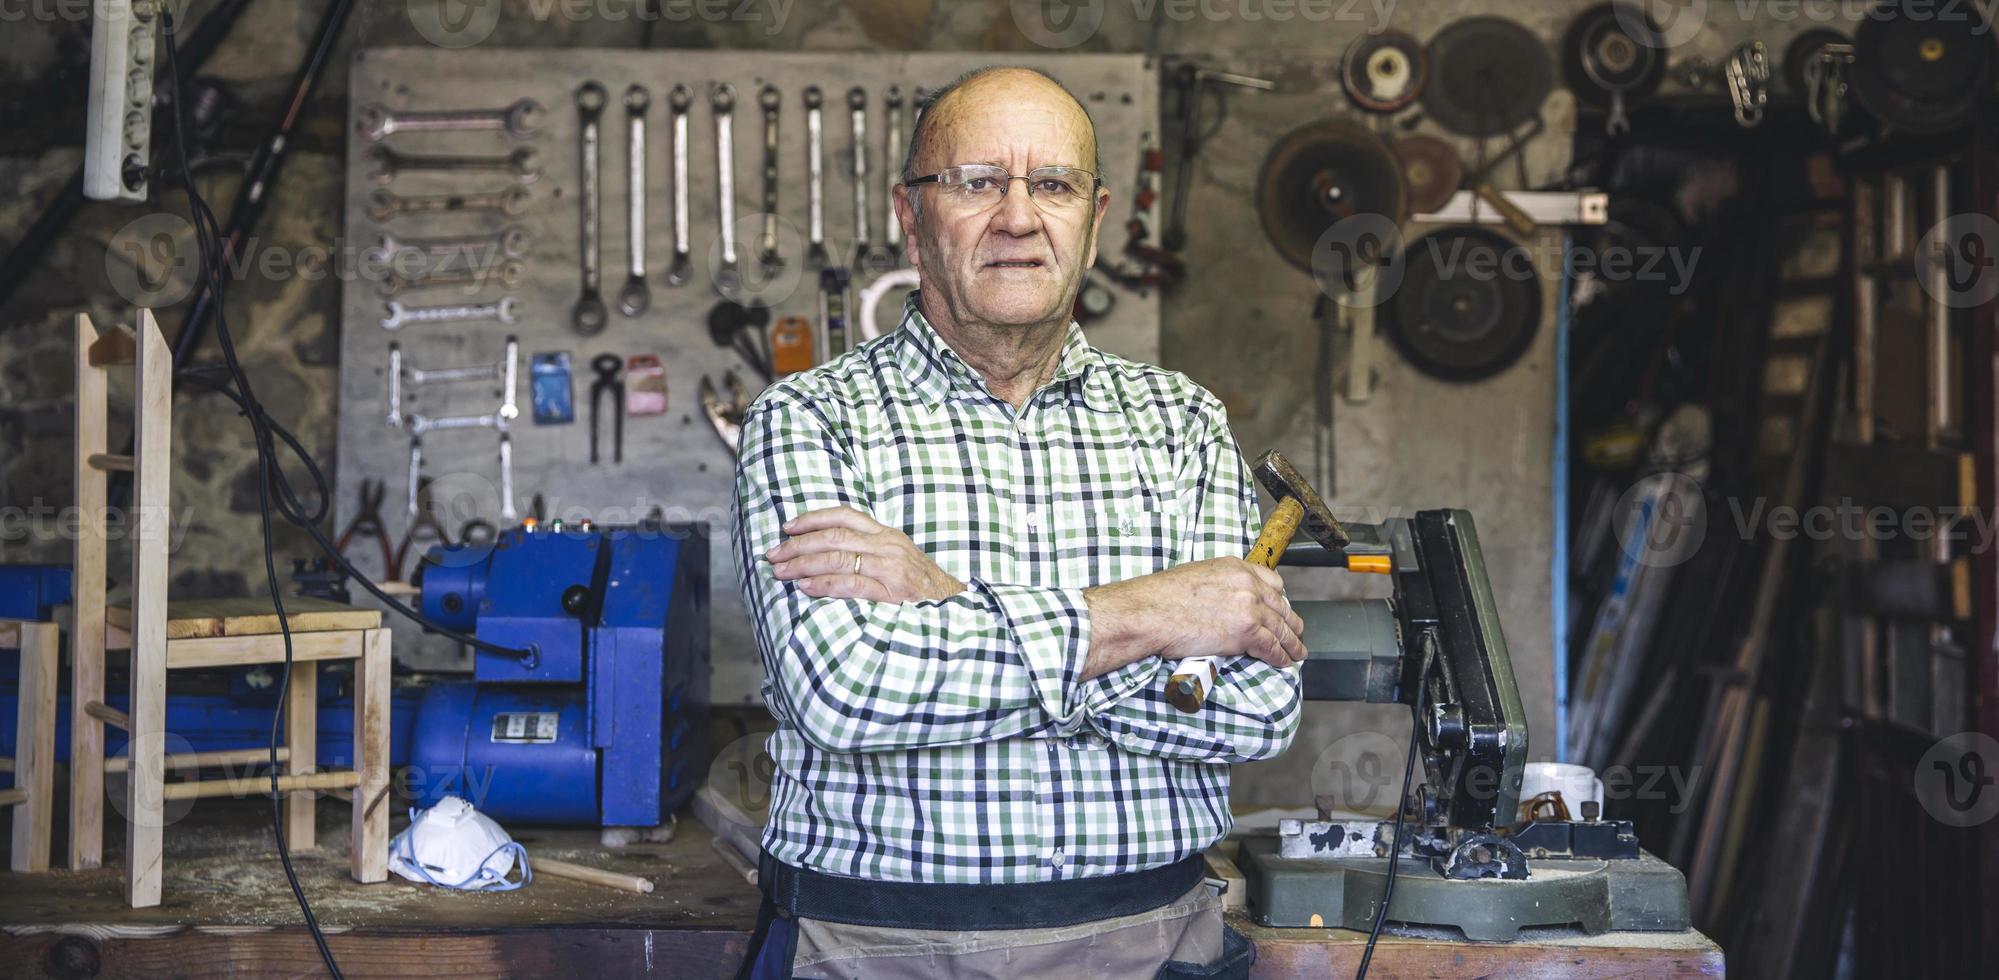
top-left (1236, 835), bottom-right (1691, 941)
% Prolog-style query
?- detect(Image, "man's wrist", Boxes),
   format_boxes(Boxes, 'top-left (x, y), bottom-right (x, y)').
top-left (1080, 580), bottom-right (1149, 679)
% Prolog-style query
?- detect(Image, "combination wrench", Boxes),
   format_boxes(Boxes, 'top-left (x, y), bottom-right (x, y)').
top-left (664, 84), bottom-right (693, 287)
top-left (572, 81), bottom-right (609, 336)
top-left (620, 84), bottom-right (652, 317)
top-left (386, 337), bottom-right (519, 430)
top-left (884, 86), bottom-right (903, 262)
top-left (368, 186), bottom-right (531, 222)
top-left (369, 146), bottom-right (540, 184)
top-left (757, 84), bottom-right (783, 276)
top-left (379, 296), bottom-right (521, 332)
top-left (357, 99), bottom-right (542, 142)
top-left (803, 86), bottom-right (828, 269)
top-left (848, 88), bottom-right (895, 273)
top-left (713, 83), bottom-right (741, 297)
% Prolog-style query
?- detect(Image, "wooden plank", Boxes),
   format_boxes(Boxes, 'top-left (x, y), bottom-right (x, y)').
top-left (0, 788), bottom-right (26, 807)
top-left (351, 628), bottom-right (391, 884)
top-left (10, 621), bottom-right (57, 872)
top-left (86, 453), bottom-right (133, 472)
top-left (86, 321), bottom-right (136, 366)
top-left (107, 747), bottom-right (290, 774)
top-left (0, 621), bottom-right (16, 648)
top-left (108, 596), bottom-right (382, 640)
top-left (70, 311), bottom-right (109, 872)
top-left (1204, 849), bottom-right (1248, 912)
top-left (161, 771), bottom-right (359, 802)
top-left (126, 309), bottom-right (172, 910)
top-left (285, 661), bottom-right (319, 854)
top-left (83, 701), bottom-right (129, 731)
top-left (165, 631), bottom-right (364, 670)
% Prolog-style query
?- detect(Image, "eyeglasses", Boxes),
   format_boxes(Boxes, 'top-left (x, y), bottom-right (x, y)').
top-left (903, 164), bottom-right (1101, 213)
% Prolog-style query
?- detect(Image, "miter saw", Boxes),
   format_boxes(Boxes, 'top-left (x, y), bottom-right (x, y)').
top-left (1236, 512), bottom-right (1690, 941)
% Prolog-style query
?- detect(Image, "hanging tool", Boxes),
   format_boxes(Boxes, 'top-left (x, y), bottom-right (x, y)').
top-left (573, 81), bottom-right (609, 335)
top-left (1785, 29), bottom-right (1854, 136)
top-left (819, 266), bottom-right (852, 362)
top-left (357, 98), bottom-right (541, 142)
top-left (1564, 3), bottom-right (1666, 137)
top-left (1341, 30), bottom-right (1428, 114)
top-left (1394, 135), bottom-right (1463, 216)
top-left (1254, 119), bottom-right (1407, 273)
top-left (713, 83), bottom-right (742, 298)
top-left (664, 84), bottom-right (693, 287)
top-left (1460, 114), bottom-right (1547, 237)
top-left (589, 353), bottom-right (624, 465)
top-left (708, 299), bottom-right (774, 382)
top-left (1850, 0), bottom-right (1992, 135)
top-left (849, 87), bottom-right (895, 274)
top-left (1422, 16), bottom-right (1554, 138)
top-left (1725, 41), bottom-right (1770, 128)
top-left (334, 478), bottom-right (395, 579)
top-left (883, 86), bottom-right (905, 263)
top-left (803, 86), bottom-right (829, 269)
top-left (1383, 226), bottom-right (1543, 382)
top-left (620, 84), bottom-right (652, 317)
top-left (1163, 64), bottom-right (1275, 252)
top-left (700, 371), bottom-right (751, 453)
top-left (394, 477), bottom-right (455, 580)
top-left (757, 84), bottom-right (784, 277)
top-left (625, 355), bottom-right (668, 417)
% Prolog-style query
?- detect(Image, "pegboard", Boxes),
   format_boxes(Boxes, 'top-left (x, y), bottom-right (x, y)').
top-left (336, 49), bottom-right (1160, 703)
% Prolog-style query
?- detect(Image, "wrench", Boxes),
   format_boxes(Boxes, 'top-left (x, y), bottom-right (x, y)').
top-left (803, 86), bottom-right (828, 269)
top-left (757, 84), bottom-right (783, 276)
top-left (713, 83), bottom-right (741, 297)
top-left (849, 87), bottom-right (871, 268)
top-left (368, 186), bottom-right (531, 222)
top-left (390, 337), bottom-right (519, 429)
top-left (664, 84), bottom-right (693, 287)
top-left (369, 146), bottom-right (540, 184)
top-left (498, 434), bottom-right (517, 521)
top-left (381, 259), bottom-right (524, 297)
top-left (357, 98), bottom-right (542, 143)
top-left (620, 84), bottom-right (652, 317)
top-left (884, 86), bottom-right (903, 261)
top-left (371, 226), bottom-right (530, 267)
top-left (573, 81), bottom-right (609, 336)
top-left (379, 296), bottom-right (521, 332)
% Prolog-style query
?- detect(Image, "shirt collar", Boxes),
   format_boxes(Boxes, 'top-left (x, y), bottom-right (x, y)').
top-left (893, 292), bottom-right (1117, 413)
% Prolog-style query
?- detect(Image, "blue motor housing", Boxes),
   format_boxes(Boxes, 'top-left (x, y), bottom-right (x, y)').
top-left (409, 522), bottom-right (710, 827)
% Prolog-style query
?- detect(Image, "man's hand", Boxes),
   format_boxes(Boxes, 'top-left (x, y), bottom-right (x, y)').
top-left (1081, 558), bottom-right (1306, 680)
top-left (764, 506), bottom-right (968, 603)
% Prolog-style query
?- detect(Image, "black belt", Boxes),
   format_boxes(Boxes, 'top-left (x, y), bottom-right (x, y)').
top-left (757, 851), bottom-right (1207, 932)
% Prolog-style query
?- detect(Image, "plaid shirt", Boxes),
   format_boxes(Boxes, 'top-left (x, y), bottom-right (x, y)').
top-left (734, 296), bottom-right (1301, 884)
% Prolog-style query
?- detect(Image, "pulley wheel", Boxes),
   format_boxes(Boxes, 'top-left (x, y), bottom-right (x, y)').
top-left (1384, 226), bottom-right (1542, 382)
top-left (1394, 135), bottom-right (1463, 216)
top-left (1256, 119), bottom-right (1408, 273)
top-left (1563, 3), bottom-right (1664, 108)
top-left (1850, 0), bottom-right (1994, 134)
top-left (1343, 30), bottom-right (1429, 113)
top-left (1422, 16), bottom-right (1555, 137)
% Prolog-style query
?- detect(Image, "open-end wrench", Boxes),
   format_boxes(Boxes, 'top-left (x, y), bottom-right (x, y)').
top-left (665, 84), bottom-right (693, 287)
top-left (406, 441), bottom-right (423, 519)
top-left (357, 99), bottom-right (542, 143)
top-left (620, 85), bottom-right (652, 317)
top-left (371, 226), bottom-right (529, 267)
top-left (369, 146), bottom-right (540, 185)
top-left (573, 81), bottom-right (609, 336)
top-left (757, 84), bottom-right (783, 276)
top-left (380, 296), bottom-right (521, 332)
top-left (884, 86), bottom-right (904, 261)
top-left (498, 434), bottom-right (517, 522)
top-left (713, 83), bottom-right (741, 297)
top-left (381, 259), bottom-right (524, 297)
top-left (368, 186), bottom-right (531, 222)
top-left (803, 86), bottom-right (828, 269)
top-left (849, 87), bottom-right (871, 267)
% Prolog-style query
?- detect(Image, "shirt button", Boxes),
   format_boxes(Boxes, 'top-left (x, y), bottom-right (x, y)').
top-left (1050, 849), bottom-right (1068, 869)
top-left (1024, 511), bottom-right (1041, 528)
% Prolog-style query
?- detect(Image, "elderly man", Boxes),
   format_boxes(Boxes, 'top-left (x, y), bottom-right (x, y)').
top-left (733, 66), bottom-right (1304, 979)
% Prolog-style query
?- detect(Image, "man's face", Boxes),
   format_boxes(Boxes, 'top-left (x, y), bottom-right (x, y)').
top-left (894, 79), bottom-right (1110, 330)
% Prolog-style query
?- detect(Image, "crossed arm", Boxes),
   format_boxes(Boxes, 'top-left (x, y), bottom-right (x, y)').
top-left (734, 391), bottom-right (1304, 762)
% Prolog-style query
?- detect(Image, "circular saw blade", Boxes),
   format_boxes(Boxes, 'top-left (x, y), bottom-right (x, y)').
top-left (1256, 119), bottom-right (1408, 273)
top-left (1423, 16), bottom-right (1556, 137)
top-left (1343, 29), bottom-right (1429, 113)
top-left (1394, 135), bottom-right (1463, 217)
top-left (1384, 226), bottom-right (1543, 382)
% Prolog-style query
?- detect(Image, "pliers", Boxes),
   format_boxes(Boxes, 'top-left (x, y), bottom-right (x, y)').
top-left (699, 371), bottom-right (751, 453)
top-left (335, 479), bottom-right (395, 580)
top-left (394, 476), bottom-right (455, 581)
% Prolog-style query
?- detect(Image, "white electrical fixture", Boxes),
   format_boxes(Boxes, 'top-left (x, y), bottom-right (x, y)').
top-left (84, 0), bottom-right (158, 202)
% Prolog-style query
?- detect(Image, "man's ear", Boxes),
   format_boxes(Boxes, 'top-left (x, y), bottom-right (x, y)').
top-left (1082, 184), bottom-right (1111, 269)
top-left (892, 183), bottom-right (922, 273)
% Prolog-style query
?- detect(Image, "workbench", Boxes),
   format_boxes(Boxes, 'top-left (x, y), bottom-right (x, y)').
top-left (0, 798), bottom-right (1723, 977)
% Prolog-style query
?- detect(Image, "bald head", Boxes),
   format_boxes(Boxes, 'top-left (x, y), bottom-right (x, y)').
top-left (902, 67), bottom-right (1103, 187)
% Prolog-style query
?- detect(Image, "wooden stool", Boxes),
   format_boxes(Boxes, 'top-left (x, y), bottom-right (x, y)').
top-left (66, 312), bottom-right (391, 907)
top-left (0, 620), bottom-right (58, 873)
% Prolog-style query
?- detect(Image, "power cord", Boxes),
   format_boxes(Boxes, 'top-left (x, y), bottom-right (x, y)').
top-left (1356, 648), bottom-right (1435, 980)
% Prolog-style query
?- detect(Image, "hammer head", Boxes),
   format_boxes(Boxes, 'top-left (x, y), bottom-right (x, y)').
top-left (1253, 450), bottom-right (1349, 551)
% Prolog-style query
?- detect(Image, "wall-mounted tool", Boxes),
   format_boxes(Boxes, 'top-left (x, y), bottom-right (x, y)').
top-left (368, 186), bottom-right (532, 222)
top-left (700, 372), bottom-right (751, 453)
top-left (1163, 65), bottom-right (1275, 252)
top-left (357, 98), bottom-right (542, 142)
top-left (1724, 41), bottom-right (1770, 128)
top-left (572, 82), bottom-right (609, 335)
top-left (394, 477), bottom-right (455, 580)
top-left (625, 354), bottom-right (669, 416)
top-left (1564, 3), bottom-right (1665, 136)
top-left (380, 259), bottom-right (525, 298)
top-left (757, 84), bottom-right (784, 277)
top-left (1785, 29), bottom-right (1854, 136)
top-left (498, 434), bottom-right (517, 522)
top-left (883, 86), bottom-right (905, 263)
top-left (770, 316), bottom-right (815, 376)
top-left (819, 266), bottom-right (852, 361)
top-left (370, 226), bottom-right (529, 270)
top-left (1255, 119), bottom-right (1407, 273)
top-left (335, 478), bottom-right (395, 580)
top-left (530, 351), bottom-right (576, 425)
top-left (368, 145), bottom-right (540, 184)
top-left (1458, 114), bottom-right (1547, 237)
top-left (589, 353), bottom-right (624, 465)
top-left (708, 298), bottom-right (773, 382)
top-left (1383, 226), bottom-right (1542, 382)
top-left (1851, 0), bottom-right (1993, 135)
top-left (1394, 135), bottom-right (1463, 217)
top-left (803, 86), bottom-right (829, 269)
top-left (379, 297), bottom-right (520, 333)
top-left (664, 84), bottom-right (694, 287)
top-left (713, 83), bottom-right (743, 297)
top-left (1341, 30), bottom-right (1428, 114)
top-left (1422, 16), bottom-right (1554, 138)
top-left (849, 87), bottom-right (895, 274)
top-left (620, 85), bottom-right (652, 317)
top-left (388, 337), bottom-right (522, 436)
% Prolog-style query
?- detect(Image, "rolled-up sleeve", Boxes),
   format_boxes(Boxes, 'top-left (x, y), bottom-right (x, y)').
top-left (735, 391), bottom-right (1096, 753)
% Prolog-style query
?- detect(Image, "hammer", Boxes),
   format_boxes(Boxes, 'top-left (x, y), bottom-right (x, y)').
top-left (1166, 450), bottom-right (1355, 712)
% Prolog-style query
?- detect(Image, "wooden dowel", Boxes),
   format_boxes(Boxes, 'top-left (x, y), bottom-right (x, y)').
top-left (161, 770), bottom-right (358, 801)
top-left (709, 837), bottom-right (759, 886)
top-left (106, 747), bottom-right (290, 774)
top-left (0, 788), bottom-right (27, 807)
top-left (534, 856), bottom-right (655, 894)
top-left (84, 701), bottom-right (130, 730)
top-left (87, 453), bottom-right (134, 472)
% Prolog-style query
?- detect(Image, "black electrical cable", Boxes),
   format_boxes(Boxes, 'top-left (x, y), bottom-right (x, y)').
top-left (1356, 651), bottom-right (1433, 980)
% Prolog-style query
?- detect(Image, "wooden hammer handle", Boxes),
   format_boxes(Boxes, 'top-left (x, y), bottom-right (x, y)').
top-left (1246, 496), bottom-right (1305, 569)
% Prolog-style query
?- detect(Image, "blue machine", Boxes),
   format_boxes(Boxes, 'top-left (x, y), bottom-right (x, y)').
top-left (0, 565), bottom-right (72, 621)
top-left (411, 522), bottom-right (710, 827)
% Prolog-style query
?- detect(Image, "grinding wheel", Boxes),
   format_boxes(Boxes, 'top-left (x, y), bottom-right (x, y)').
top-left (1257, 120), bottom-right (1408, 273)
top-left (1394, 135), bottom-right (1463, 216)
top-left (1423, 16), bottom-right (1555, 137)
top-left (1384, 226), bottom-right (1542, 382)
top-left (1563, 3), bottom-right (1664, 109)
top-left (1850, 0), bottom-right (1994, 135)
top-left (1343, 30), bottom-right (1429, 113)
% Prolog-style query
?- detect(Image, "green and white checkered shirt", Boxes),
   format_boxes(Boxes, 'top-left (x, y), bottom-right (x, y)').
top-left (734, 295), bottom-right (1301, 884)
